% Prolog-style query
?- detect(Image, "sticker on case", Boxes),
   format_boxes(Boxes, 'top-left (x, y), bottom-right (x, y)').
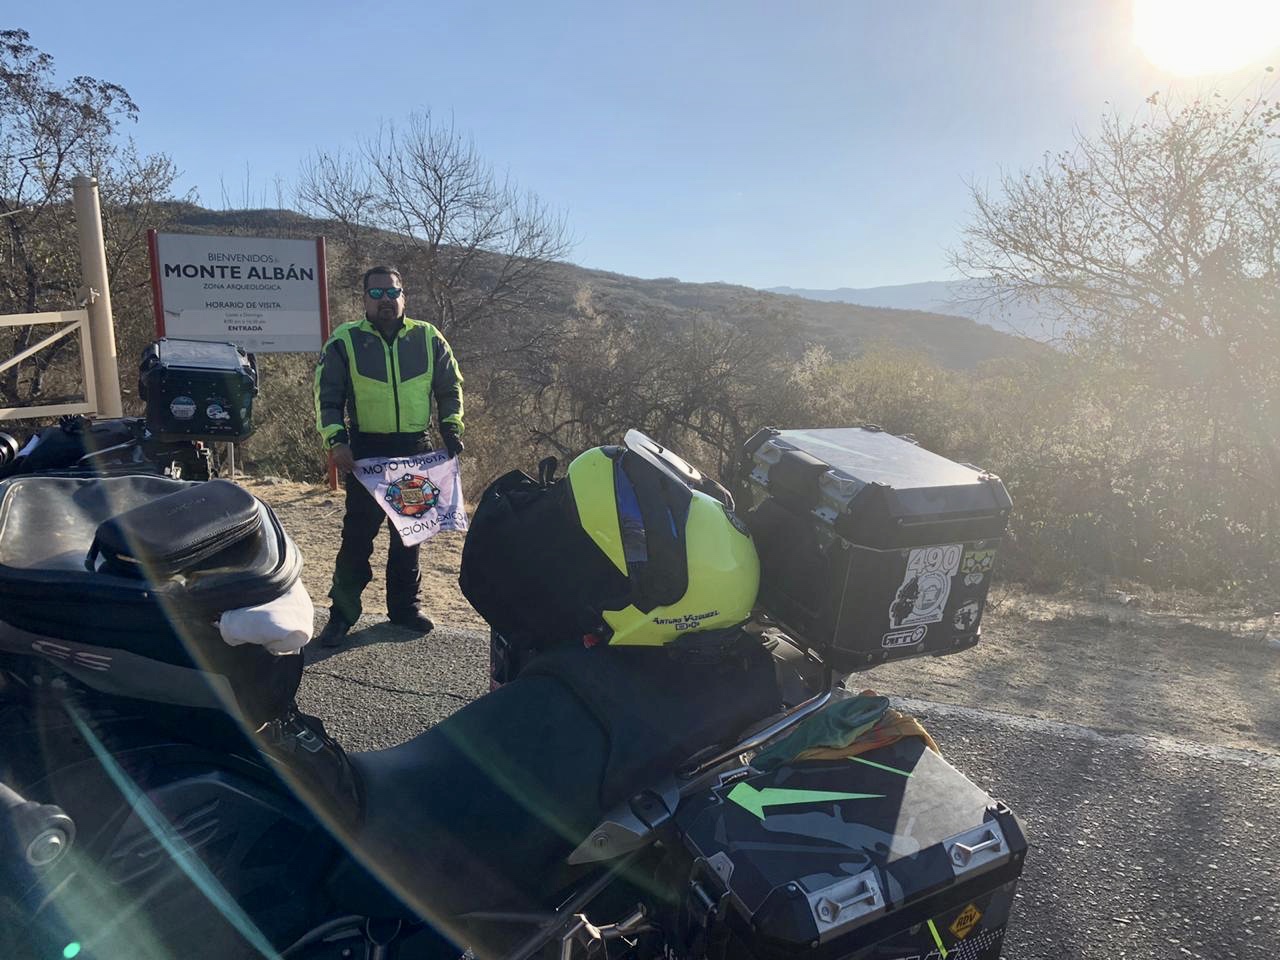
top-left (882, 625), bottom-right (927, 649)
top-left (953, 599), bottom-right (983, 633)
top-left (960, 548), bottom-right (996, 586)
top-left (169, 396), bottom-right (196, 420)
top-left (950, 902), bottom-right (983, 939)
top-left (889, 544), bottom-right (962, 627)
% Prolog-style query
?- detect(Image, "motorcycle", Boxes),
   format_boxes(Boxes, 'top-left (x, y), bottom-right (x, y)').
top-left (0, 334), bottom-right (261, 485)
top-left (0, 430), bottom-right (1026, 960)
top-left (0, 414), bottom-right (216, 482)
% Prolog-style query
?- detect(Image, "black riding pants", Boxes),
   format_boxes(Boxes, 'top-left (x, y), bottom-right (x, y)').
top-left (328, 474), bottom-right (422, 624)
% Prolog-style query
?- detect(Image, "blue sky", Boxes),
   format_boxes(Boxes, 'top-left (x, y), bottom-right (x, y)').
top-left (12, 1), bottom-right (1276, 288)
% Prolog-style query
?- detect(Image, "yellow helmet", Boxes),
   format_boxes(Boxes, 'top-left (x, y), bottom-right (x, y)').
top-left (567, 431), bottom-right (760, 646)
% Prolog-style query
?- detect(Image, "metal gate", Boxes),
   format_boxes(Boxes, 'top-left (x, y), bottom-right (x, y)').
top-left (0, 309), bottom-right (98, 420)
top-left (0, 177), bottom-right (122, 424)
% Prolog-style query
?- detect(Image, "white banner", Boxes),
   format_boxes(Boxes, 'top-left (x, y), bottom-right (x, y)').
top-left (352, 450), bottom-right (469, 546)
top-left (153, 233), bottom-right (325, 353)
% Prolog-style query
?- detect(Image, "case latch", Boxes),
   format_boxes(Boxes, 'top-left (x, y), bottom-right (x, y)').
top-left (804, 869), bottom-right (885, 941)
top-left (945, 821), bottom-right (1008, 877)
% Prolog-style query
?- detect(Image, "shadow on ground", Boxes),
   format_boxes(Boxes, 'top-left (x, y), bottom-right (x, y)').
top-left (303, 615), bottom-right (435, 666)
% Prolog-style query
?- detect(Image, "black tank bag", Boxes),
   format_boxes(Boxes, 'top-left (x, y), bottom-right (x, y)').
top-left (0, 476), bottom-right (303, 727)
top-left (85, 479), bottom-right (263, 578)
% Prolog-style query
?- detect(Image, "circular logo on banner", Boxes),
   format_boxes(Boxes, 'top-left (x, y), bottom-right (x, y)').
top-left (169, 396), bottom-right (196, 420)
top-left (385, 474), bottom-right (440, 517)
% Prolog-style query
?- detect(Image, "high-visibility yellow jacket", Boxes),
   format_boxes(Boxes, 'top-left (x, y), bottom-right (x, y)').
top-left (314, 316), bottom-right (463, 451)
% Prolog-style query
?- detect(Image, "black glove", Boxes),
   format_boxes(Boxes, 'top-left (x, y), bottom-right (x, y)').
top-left (442, 430), bottom-right (464, 458)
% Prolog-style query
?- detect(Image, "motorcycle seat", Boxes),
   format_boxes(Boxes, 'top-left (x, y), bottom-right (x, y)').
top-left (0, 475), bottom-right (303, 724)
top-left (330, 639), bottom-right (781, 948)
top-left (333, 671), bottom-right (611, 939)
top-left (520, 635), bottom-right (780, 810)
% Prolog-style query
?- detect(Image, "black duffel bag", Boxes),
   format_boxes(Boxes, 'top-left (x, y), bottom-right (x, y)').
top-left (459, 458), bottom-right (630, 657)
top-left (0, 475), bottom-right (304, 728)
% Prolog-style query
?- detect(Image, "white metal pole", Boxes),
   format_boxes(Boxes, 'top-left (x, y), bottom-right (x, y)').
top-left (71, 176), bottom-right (123, 418)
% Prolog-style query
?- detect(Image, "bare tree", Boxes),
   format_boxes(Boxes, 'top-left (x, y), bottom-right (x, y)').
top-left (953, 86), bottom-right (1280, 503)
top-left (297, 111), bottom-right (572, 341)
top-left (515, 288), bottom-right (799, 478)
top-left (0, 29), bottom-right (180, 406)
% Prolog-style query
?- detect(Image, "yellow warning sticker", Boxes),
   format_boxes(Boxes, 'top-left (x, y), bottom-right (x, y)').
top-left (950, 903), bottom-right (983, 940)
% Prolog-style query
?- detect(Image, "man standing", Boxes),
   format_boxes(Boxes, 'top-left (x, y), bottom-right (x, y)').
top-left (314, 266), bottom-right (465, 647)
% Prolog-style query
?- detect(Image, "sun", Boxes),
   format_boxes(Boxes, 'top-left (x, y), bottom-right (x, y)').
top-left (1133, 0), bottom-right (1280, 75)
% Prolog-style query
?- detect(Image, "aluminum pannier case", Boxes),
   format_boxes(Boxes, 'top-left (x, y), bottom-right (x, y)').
top-left (740, 427), bottom-right (1011, 672)
top-left (677, 736), bottom-right (1028, 959)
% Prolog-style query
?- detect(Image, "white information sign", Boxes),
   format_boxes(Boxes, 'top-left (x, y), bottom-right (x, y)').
top-left (152, 233), bottom-right (326, 353)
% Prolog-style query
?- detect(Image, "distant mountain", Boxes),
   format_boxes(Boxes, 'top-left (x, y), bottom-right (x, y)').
top-left (538, 269), bottom-right (1042, 368)
top-left (767, 281), bottom-right (1059, 342)
top-left (164, 206), bottom-right (1040, 369)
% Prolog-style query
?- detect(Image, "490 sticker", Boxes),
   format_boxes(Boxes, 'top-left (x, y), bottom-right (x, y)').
top-left (889, 544), bottom-right (963, 627)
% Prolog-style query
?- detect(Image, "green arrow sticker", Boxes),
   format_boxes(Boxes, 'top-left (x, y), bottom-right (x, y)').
top-left (727, 782), bottom-right (885, 820)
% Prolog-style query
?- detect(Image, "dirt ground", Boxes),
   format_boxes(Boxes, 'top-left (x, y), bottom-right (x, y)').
top-left (867, 584), bottom-right (1280, 755)
top-left (244, 477), bottom-right (1280, 757)
top-left (246, 477), bottom-right (485, 631)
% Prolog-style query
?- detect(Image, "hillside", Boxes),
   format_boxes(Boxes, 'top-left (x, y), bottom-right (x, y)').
top-left (542, 268), bottom-right (1040, 369)
top-left (768, 280), bottom-right (1057, 342)
top-left (166, 205), bottom-right (1038, 369)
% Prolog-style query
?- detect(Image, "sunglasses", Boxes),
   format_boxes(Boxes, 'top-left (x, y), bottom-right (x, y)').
top-left (366, 287), bottom-right (402, 300)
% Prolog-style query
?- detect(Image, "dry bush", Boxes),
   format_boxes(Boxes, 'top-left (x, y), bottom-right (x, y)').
top-left (797, 345), bottom-right (1278, 593)
top-left (238, 354), bottom-right (326, 480)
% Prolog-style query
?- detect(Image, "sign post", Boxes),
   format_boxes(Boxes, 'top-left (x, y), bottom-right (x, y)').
top-left (72, 177), bottom-right (122, 417)
top-left (315, 237), bottom-right (338, 491)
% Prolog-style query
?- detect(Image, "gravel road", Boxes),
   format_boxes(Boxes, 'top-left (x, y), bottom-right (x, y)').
top-left (898, 699), bottom-right (1280, 960)
top-left (301, 617), bottom-right (1280, 960)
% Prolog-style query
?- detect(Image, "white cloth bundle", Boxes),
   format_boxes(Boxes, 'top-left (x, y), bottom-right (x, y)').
top-left (219, 579), bottom-right (315, 655)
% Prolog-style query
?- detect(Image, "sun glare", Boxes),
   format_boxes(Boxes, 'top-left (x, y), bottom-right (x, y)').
top-left (1134, 0), bottom-right (1280, 75)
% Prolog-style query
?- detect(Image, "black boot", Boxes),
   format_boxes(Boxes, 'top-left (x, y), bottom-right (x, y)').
top-left (388, 609), bottom-right (434, 635)
top-left (318, 611), bottom-right (352, 648)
